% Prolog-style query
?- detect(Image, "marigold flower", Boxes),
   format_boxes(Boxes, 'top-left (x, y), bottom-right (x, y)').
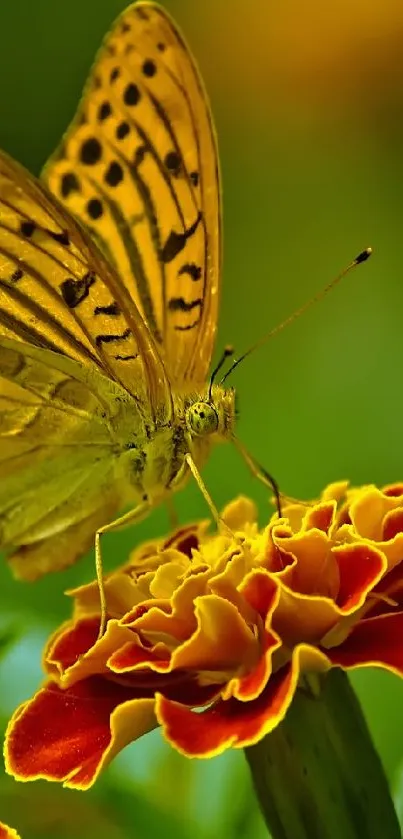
top-left (0, 823), bottom-right (21, 839)
top-left (5, 483), bottom-right (403, 790)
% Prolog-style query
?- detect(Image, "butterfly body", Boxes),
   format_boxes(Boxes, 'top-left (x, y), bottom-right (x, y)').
top-left (0, 2), bottom-right (238, 585)
top-left (104, 382), bottom-right (236, 508)
top-left (0, 331), bottom-right (235, 577)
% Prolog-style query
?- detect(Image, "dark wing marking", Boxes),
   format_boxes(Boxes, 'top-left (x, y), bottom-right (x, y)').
top-left (43, 2), bottom-right (221, 386)
top-left (0, 148), bottom-right (172, 424)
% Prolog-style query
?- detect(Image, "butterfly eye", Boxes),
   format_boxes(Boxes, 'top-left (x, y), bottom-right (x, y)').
top-left (186, 402), bottom-right (219, 436)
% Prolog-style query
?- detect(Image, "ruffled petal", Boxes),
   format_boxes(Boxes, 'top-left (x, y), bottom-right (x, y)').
top-left (156, 645), bottom-right (329, 757)
top-left (171, 594), bottom-right (258, 674)
top-left (46, 617), bottom-right (135, 688)
top-left (5, 676), bottom-right (157, 789)
top-left (335, 543), bottom-right (386, 610)
top-left (8, 481), bottom-right (403, 783)
top-left (327, 612), bottom-right (403, 676)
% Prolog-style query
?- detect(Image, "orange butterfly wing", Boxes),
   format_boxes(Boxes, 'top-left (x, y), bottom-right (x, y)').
top-left (0, 148), bottom-right (172, 424)
top-left (43, 2), bottom-right (222, 387)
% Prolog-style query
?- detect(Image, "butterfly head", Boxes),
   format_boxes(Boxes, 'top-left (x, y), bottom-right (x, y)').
top-left (185, 385), bottom-right (236, 441)
top-left (184, 345), bottom-right (237, 440)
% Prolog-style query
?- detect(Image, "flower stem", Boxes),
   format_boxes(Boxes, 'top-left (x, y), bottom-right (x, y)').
top-left (245, 668), bottom-right (400, 839)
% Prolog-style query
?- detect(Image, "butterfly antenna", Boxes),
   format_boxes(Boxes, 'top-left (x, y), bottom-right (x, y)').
top-left (220, 247), bottom-right (372, 384)
top-left (208, 345), bottom-right (234, 400)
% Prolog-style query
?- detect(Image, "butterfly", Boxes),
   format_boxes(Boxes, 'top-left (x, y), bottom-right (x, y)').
top-left (0, 1), bottom-right (277, 629)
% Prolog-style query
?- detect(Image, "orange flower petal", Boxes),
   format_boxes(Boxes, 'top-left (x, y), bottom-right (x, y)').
top-left (273, 529), bottom-right (340, 600)
top-left (335, 543), bottom-right (385, 610)
top-left (369, 563), bottom-right (403, 617)
top-left (221, 496), bottom-right (258, 530)
top-left (156, 645), bottom-right (329, 757)
top-left (225, 628), bottom-right (281, 702)
top-left (156, 668), bottom-right (294, 757)
top-left (5, 676), bottom-right (156, 789)
top-left (172, 594), bottom-right (258, 674)
top-left (349, 486), bottom-right (401, 541)
top-left (9, 482), bottom-right (403, 781)
top-left (327, 612), bottom-right (403, 675)
top-left (321, 481), bottom-right (350, 503)
top-left (70, 570), bottom-right (139, 621)
top-left (382, 508), bottom-right (403, 541)
top-left (227, 570), bottom-right (281, 701)
top-left (46, 617), bottom-right (135, 688)
top-left (239, 568), bottom-right (279, 620)
top-left (301, 501), bottom-right (336, 534)
top-left (47, 616), bottom-right (99, 672)
top-left (122, 567), bottom-right (212, 640)
top-left (0, 824), bottom-right (21, 839)
top-left (384, 483), bottom-right (403, 498)
top-left (108, 639), bottom-right (171, 674)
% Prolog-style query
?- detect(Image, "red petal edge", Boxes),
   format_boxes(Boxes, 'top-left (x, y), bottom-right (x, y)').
top-left (5, 676), bottom-right (156, 789)
top-left (157, 659), bottom-right (298, 757)
top-left (328, 611), bottom-right (403, 674)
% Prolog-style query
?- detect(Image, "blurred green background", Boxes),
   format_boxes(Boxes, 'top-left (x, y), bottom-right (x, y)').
top-left (1, 0), bottom-right (403, 836)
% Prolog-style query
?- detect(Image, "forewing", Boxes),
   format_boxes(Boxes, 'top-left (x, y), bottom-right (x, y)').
top-left (0, 148), bottom-right (172, 424)
top-left (43, 1), bottom-right (221, 386)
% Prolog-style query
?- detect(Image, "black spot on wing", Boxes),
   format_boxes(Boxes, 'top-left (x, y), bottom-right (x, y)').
top-left (168, 298), bottom-right (202, 313)
top-left (60, 271), bottom-right (96, 308)
top-left (142, 59), bottom-right (157, 77)
top-left (170, 294), bottom-right (202, 332)
top-left (110, 67), bottom-right (120, 83)
top-left (174, 320), bottom-right (201, 332)
top-left (95, 328), bottom-right (131, 347)
top-left (80, 137), bottom-right (102, 165)
top-left (105, 161), bottom-right (124, 187)
top-left (165, 151), bottom-right (182, 177)
top-left (94, 302), bottom-right (120, 316)
top-left (49, 229), bottom-right (70, 246)
top-left (60, 172), bottom-right (80, 198)
top-left (20, 220), bottom-right (35, 238)
top-left (124, 83), bottom-right (141, 106)
top-left (10, 268), bottom-right (23, 283)
top-left (161, 213), bottom-right (203, 264)
top-left (133, 146), bottom-right (147, 167)
top-left (98, 101), bottom-right (112, 122)
top-left (178, 263), bottom-right (202, 281)
top-left (87, 198), bottom-right (104, 220)
top-left (116, 121), bottom-right (130, 140)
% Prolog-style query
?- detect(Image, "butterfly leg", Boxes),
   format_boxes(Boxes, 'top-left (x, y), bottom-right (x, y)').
top-left (95, 500), bottom-right (151, 638)
top-left (184, 453), bottom-right (232, 536)
top-left (232, 437), bottom-right (282, 516)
